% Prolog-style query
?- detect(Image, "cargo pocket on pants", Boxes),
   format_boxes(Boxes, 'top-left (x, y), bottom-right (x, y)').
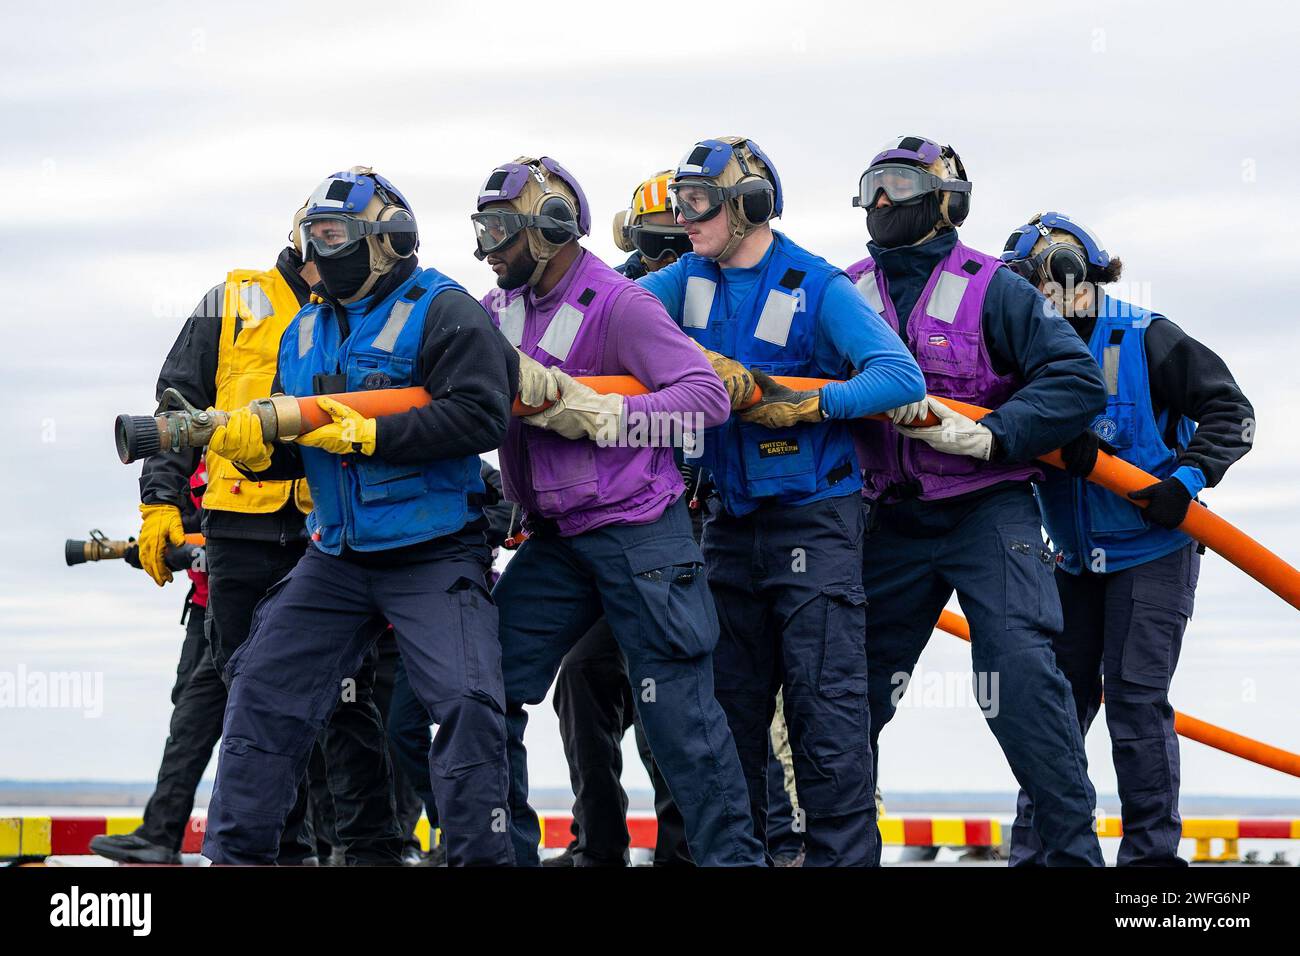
top-left (1119, 578), bottom-right (1193, 690)
top-left (450, 576), bottom-right (506, 712)
top-left (625, 535), bottom-right (717, 660)
top-left (999, 527), bottom-right (1064, 633)
top-left (817, 584), bottom-right (868, 697)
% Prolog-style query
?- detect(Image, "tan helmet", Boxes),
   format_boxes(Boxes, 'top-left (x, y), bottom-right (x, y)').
top-left (295, 166), bottom-right (418, 304)
top-left (671, 136), bottom-right (782, 260)
top-left (474, 157), bottom-right (591, 287)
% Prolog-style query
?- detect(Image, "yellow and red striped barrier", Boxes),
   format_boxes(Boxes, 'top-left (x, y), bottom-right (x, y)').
top-left (6, 813), bottom-right (1295, 859)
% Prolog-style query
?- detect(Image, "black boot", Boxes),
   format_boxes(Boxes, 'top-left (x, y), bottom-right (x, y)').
top-left (89, 831), bottom-right (182, 865)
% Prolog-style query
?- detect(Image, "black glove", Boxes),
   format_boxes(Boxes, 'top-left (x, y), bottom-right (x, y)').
top-left (1128, 476), bottom-right (1193, 530)
top-left (1059, 430), bottom-right (1117, 478)
top-left (123, 538), bottom-right (142, 570)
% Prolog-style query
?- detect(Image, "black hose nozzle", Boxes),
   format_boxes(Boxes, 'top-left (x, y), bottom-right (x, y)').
top-left (116, 414), bottom-right (162, 464)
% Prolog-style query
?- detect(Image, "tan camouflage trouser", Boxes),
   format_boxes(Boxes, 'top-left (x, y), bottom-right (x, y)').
top-left (770, 689), bottom-right (885, 820)
top-left (769, 689), bottom-right (799, 811)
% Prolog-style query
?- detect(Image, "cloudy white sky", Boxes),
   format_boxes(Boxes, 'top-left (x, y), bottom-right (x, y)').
top-left (1, 1), bottom-right (1298, 806)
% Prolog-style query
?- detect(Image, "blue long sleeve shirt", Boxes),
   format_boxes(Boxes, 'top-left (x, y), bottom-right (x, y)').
top-left (639, 237), bottom-right (925, 417)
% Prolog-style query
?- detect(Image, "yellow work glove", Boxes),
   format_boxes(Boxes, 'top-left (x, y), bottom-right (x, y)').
top-left (696, 342), bottom-right (756, 410)
top-left (208, 406), bottom-right (273, 472)
top-left (739, 369), bottom-right (823, 429)
top-left (138, 503), bottom-right (185, 586)
top-left (295, 396), bottom-right (377, 456)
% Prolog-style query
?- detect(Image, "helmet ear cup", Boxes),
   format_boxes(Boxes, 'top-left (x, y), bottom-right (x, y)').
top-left (940, 144), bottom-right (971, 227)
top-left (537, 194), bottom-right (578, 245)
top-left (1043, 244), bottom-right (1088, 289)
top-left (377, 206), bottom-right (418, 258)
top-left (736, 178), bottom-right (775, 227)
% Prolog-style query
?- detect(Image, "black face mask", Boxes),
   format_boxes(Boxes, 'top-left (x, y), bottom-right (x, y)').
top-left (866, 193), bottom-right (941, 248)
top-left (313, 240), bottom-right (373, 301)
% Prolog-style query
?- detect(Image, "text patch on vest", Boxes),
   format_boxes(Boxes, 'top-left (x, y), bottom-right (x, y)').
top-left (758, 439), bottom-right (801, 459)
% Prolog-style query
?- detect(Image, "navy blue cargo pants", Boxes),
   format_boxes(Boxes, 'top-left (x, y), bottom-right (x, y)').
top-left (704, 492), bottom-right (877, 867)
top-left (203, 537), bottom-right (514, 866)
top-left (1011, 543), bottom-right (1200, 866)
top-left (862, 486), bottom-right (1103, 866)
top-left (493, 498), bottom-right (763, 867)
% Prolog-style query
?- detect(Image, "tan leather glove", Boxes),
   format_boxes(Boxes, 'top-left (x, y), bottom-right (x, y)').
top-left (696, 342), bottom-right (756, 410)
top-left (885, 398), bottom-right (930, 425)
top-left (524, 368), bottom-right (624, 442)
top-left (517, 350), bottom-right (559, 409)
top-left (738, 369), bottom-right (822, 429)
top-left (896, 396), bottom-right (993, 460)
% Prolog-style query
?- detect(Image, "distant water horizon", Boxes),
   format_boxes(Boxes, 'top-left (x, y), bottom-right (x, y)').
top-left (2, 780), bottom-right (1296, 817)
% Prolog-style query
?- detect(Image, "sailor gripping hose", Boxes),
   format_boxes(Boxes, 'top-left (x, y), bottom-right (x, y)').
top-left (114, 374), bottom-right (1300, 611)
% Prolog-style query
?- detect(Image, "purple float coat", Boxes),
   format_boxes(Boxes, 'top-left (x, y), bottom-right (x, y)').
top-left (483, 248), bottom-right (729, 536)
top-left (846, 241), bottom-right (1040, 501)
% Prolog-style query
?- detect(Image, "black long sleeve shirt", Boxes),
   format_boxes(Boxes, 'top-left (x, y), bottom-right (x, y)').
top-left (252, 284), bottom-right (518, 480)
top-left (1073, 308), bottom-right (1254, 489)
top-left (139, 247), bottom-right (313, 542)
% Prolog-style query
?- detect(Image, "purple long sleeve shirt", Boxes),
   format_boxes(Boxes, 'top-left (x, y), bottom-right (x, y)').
top-left (484, 248), bottom-right (728, 535)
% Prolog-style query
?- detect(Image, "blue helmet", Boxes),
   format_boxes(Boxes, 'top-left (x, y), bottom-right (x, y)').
top-left (1002, 211), bottom-right (1109, 270)
top-left (671, 137), bottom-right (782, 225)
top-left (296, 166), bottom-right (418, 263)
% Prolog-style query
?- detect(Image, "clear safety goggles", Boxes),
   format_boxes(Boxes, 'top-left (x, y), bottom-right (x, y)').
top-left (853, 163), bottom-right (970, 208)
top-left (666, 178), bottom-right (771, 223)
top-left (471, 209), bottom-right (579, 259)
top-left (470, 210), bottom-right (529, 258)
top-left (299, 213), bottom-right (416, 258)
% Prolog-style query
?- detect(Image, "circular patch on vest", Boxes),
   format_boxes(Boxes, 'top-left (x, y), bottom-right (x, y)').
top-left (1094, 417), bottom-right (1118, 442)
top-left (362, 371), bottom-right (393, 389)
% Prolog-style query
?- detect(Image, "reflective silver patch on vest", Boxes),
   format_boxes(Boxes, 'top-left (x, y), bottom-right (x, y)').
top-left (297, 312), bottom-right (316, 358)
top-left (855, 272), bottom-right (885, 314)
top-left (926, 272), bottom-right (969, 324)
top-left (754, 289), bottom-right (798, 348)
top-left (372, 300), bottom-right (414, 354)
top-left (1104, 345), bottom-right (1121, 396)
top-left (239, 282), bottom-right (274, 325)
top-left (537, 302), bottom-right (585, 362)
top-left (683, 276), bottom-right (717, 330)
top-left (498, 297), bottom-right (526, 347)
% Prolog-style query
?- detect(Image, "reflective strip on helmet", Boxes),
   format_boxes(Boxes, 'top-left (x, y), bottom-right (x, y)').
top-left (537, 302), bottom-right (585, 362)
top-left (1103, 345), bottom-right (1122, 396)
top-left (855, 272), bottom-right (885, 315)
top-left (372, 301), bottom-right (415, 354)
top-left (498, 297), bottom-right (526, 347)
top-left (926, 272), bottom-right (969, 324)
top-left (683, 276), bottom-right (717, 329)
top-left (754, 290), bottom-right (798, 348)
top-left (298, 313), bottom-right (316, 358)
top-left (239, 282), bottom-right (274, 325)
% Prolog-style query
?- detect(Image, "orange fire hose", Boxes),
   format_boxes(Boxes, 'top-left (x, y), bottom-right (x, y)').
top-left (935, 610), bottom-right (1300, 778)
top-left (510, 374), bottom-right (1300, 612)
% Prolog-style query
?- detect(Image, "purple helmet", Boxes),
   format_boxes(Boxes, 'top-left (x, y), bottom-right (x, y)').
top-left (475, 156), bottom-right (590, 236)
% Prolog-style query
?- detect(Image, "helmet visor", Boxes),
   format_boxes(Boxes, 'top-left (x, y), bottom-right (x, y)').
top-left (299, 214), bottom-right (416, 259)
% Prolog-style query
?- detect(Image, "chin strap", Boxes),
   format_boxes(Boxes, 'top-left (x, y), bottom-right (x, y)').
top-left (717, 207), bottom-right (753, 262)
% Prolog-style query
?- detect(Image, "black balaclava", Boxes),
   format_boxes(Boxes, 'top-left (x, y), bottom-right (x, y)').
top-left (866, 193), bottom-right (942, 249)
top-left (313, 240), bottom-right (373, 302)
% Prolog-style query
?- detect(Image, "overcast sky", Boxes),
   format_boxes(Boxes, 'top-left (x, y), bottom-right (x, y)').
top-left (1, 1), bottom-right (1298, 806)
